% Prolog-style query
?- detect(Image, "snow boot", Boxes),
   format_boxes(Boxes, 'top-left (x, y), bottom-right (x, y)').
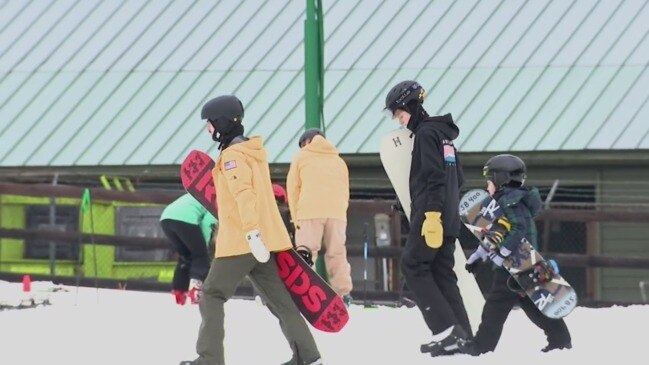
top-left (420, 325), bottom-right (468, 357)
top-left (457, 339), bottom-right (483, 356)
top-left (281, 356), bottom-right (323, 365)
top-left (542, 342), bottom-right (572, 352)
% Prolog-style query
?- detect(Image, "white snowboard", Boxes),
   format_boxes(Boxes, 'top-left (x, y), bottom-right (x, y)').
top-left (379, 128), bottom-right (484, 333)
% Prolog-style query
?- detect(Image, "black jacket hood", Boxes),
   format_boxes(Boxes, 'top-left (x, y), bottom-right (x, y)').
top-left (427, 113), bottom-right (460, 141)
top-left (409, 112), bottom-right (460, 141)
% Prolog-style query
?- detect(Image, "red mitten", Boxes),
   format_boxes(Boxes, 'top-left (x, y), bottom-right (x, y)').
top-left (173, 290), bottom-right (188, 305)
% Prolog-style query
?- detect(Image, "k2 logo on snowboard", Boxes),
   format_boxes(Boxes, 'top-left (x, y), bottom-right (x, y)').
top-left (182, 152), bottom-right (217, 209)
top-left (480, 199), bottom-right (500, 220)
top-left (532, 290), bottom-right (554, 311)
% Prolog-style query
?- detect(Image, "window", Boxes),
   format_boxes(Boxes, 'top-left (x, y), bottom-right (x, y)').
top-left (114, 206), bottom-right (171, 262)
top-left (25, 205), bottom-right (79, 260)
top-left (537, 184), bottom-right (595, 300)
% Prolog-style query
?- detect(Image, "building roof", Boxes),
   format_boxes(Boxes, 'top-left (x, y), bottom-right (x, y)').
top-left (1, 0), bottom-right (648, 167)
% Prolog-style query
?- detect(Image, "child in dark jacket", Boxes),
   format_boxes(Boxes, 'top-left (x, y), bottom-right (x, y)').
top-left (459, 154), bottom-right (572, 355)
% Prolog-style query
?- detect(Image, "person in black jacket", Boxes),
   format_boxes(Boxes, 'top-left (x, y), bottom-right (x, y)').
top-left (459, 154), bottom-right (572, 355)
top-left (384, 80), bottom-right (472, 357)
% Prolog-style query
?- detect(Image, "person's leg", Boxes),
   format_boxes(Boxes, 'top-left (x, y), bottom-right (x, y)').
top-left (249, 254), bottom-right (321, 363)
top-left (431, 236), bottom-right (472, 335)
top-left (470, 270), bottom-right (518, 353)
top-left (295, 219), bottom-right (325, 262)
top-left (169, 220), bottom-right (211, 281)
top-left (194, 254), bottom-right (257, 365)
top-left (401, 212), bottom-right (457, 334)
top-left (161, 219), bottom-right (191, 290)
top-left (519, 296), bottom-right (572, 351)
top-left (322, 218), bottom-right (353, 296)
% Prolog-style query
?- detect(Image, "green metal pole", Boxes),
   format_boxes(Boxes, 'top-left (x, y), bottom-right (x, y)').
top-left (304, 0), bottom-right (322, 130)
top-left (304, 0), bottom-right (328, 281)
top-left (316, 0), bottom-right (324, 133)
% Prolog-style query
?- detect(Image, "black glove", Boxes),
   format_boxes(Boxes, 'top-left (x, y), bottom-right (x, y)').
top-left (465, 261), bottom-right (480, 274)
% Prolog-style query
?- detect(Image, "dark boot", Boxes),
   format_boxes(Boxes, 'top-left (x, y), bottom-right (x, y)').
top-left (542, 342), bottom-right (572, 352)
top-left (420, 325), bottom-right (468, 357)
top-left (343, 294), bottom-right (353, 307)
top-left (281, 356), bottom-right (323, 365)
top-left (457, 339), bottom-right (485, 356)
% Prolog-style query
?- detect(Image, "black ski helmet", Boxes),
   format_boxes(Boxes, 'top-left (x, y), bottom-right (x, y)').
top-left (483, 154), bottom-right (527, 187)
top-left (201, 95), bottom-right (245, 148)
top-left (298, 128), bottom-right (324, 147)
top-left (201, 95), bottom-right (244, 123)
top-left (384, 80), bottom-right (425, 117)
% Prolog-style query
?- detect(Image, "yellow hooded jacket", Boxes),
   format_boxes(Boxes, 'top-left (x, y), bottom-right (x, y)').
top-left (212, 137), bottom-right (292, 258)
top-left (287, 135), bottom-right (350, 222)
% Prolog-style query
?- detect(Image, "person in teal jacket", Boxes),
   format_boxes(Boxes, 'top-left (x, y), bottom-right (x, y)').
top-left (160, 193), bottom-right (217, 305)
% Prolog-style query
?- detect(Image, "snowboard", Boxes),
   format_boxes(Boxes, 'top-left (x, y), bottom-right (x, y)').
top-left (181, 150), bottom-right (349, 333)
top-left (459, 189), bottom-right (578, 319)
top-left (379, 128), bottom-right (484, 332)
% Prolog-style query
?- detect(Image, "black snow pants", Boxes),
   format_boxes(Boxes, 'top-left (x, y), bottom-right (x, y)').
top-left (472, 269), bottom-right (572, 352)
top-left (160, 219), bottom-right (211, 291)
top-left (401, 209), bottom-right (472, 336)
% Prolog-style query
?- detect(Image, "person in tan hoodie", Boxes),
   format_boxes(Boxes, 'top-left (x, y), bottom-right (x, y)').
top-left (181, 95), bottom-right (321, 365)
top-left (286, 128), bottom-right (353, 300)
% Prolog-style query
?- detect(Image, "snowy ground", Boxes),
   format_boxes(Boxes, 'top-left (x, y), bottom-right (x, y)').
top-left (1, 280), bottom-right (646, 365)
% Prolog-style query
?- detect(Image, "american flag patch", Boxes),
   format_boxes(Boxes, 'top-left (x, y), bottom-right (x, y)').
top-left (224, 160), bottom-right (237, 170)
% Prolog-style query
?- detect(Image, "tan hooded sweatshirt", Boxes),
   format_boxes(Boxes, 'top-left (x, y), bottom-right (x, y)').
top-left (212, 137), bottom-right (292, 258)
top-left (287, 135), bottom-right (349, 222)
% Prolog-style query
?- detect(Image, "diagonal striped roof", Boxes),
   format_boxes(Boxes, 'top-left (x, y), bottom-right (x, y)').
top-left (0, 0), bottom-right (648, 168)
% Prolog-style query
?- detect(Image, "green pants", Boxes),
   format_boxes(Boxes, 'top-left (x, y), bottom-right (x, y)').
top-left (194, 253), bottom-right (320, 365)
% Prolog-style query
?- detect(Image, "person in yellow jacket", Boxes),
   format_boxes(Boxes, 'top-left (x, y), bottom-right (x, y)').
top-left (286, 128), bottom-right (353, 299)
top-left (181, 95), bottom-right (321, 365)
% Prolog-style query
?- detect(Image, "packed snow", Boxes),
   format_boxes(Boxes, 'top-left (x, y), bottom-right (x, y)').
top-left (1, 280), bottom-right (646, 364)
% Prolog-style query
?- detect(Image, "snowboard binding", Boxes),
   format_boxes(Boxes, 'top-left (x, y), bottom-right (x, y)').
top-left (295, 245), bottom-right (314, 266)
top-left (512, 260), bottom-right (559, 292)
